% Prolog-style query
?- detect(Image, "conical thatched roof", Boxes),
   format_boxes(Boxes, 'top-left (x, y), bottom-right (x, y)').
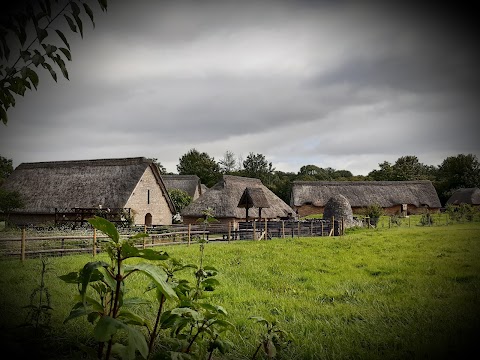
top-left (446, 188), bottom-right (480, 205)
top-left (238, 187), bottom-right (270, 209)
top-left (323, 194), bottom-right (356, 227)
top-left (1, 157), bottom-right (175, 213)
top-left (161, 174), bottom-right (203, 199)
top-left (181, 175), bottom-right (294, 219)
top-left (291, 180), bottom-right (441, 208)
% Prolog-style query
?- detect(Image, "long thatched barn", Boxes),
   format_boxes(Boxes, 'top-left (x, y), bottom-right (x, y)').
top-left (181, 175), bottom-right (295, 225)
top-left (446, 187), bottom-right (480, 207)
top-left (1, 157), bottom-right (175, 227)
top-left (290, 180), bottom-right (442, 217)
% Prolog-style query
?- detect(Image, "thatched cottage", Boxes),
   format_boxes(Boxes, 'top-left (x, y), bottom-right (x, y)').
top-left (181, 175), bottom-right (295, 225)
top-left (446, 188), bottom-right (480, 207)
top-left (161, 174), bottom-right (205, 201)
top-left (1, 157), bottom-right (175, 226)
top-left (290, 180), bottom-right (442, 217)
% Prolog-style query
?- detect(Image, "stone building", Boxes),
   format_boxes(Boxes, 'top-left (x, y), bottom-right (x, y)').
top-left (1, 157), bottom-right (175, 227)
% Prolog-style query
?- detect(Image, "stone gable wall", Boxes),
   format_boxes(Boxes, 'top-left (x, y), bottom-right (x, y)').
top-left (125, 167), bottom-right (172, 225)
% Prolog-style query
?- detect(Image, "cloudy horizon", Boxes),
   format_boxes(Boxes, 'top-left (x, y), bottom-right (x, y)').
top-left (1, 0), bottom-right (479, 175)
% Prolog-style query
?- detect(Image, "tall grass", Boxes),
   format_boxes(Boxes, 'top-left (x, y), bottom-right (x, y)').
top-left (1, 223), bottom-right (479, 359)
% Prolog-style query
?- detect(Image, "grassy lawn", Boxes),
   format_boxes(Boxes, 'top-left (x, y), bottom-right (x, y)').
top-left (1, 222), bottom-right (479, 359)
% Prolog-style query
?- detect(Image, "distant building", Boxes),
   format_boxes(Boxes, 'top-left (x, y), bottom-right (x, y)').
top-left (290, 180), bottom-right (442, 217)
top-left (1, 157), bottom-right (175, 226)
top-left (446, 187), bottom-right (480, 207)
top-left (161, 174), bottom-right (205, 201)
top-left (181, 175), bottom-right (295, 226)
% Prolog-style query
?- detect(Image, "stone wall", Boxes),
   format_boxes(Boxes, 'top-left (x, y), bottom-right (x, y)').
top-left (125, 167), bottom-right (172, 225)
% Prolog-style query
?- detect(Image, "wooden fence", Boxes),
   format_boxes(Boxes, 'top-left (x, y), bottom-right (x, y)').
top-left (0, 219), bottom-right (342, 261)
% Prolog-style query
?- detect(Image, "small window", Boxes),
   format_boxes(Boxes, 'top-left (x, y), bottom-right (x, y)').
top-left (147, 189), bottom-right (150, 204)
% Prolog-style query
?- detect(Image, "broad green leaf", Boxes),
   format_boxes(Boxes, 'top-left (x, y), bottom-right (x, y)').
top-left (35, 27), bottom-right (48, 42)
top-left (64, 14), bottom-right (77, 33)
top-left (88, 216), bottom-right (119, 243)
top-left (94, 315), bottom-right (122, 341)
top-left (64, 302), bottom-right (92, 323)
top-left (59, 47), bottom-right (71, 61)
top-left (26, 68), bottom-right (38, 89)
top-left (121, 242), bottom-right (168, 260)
top-left (54, 55), bottom-right (69, 80)
top-left (58, 271), bottom-right (79, 283)
top-left (124, 263), bottom-right (177, 300)
top-left (73, 13), bottom-right (83, 38)
top-left (94, 316), bottom-right (148, 359)
top-left (118, 308), bottom-right (150, 329)
top-left (79, 261), bottom-right (108, 302)
top-left (83, 3), bottom-right (95, 27)
top-left (42, 62), bottom-right (57, 82)
top-left (98, 0), bottom-right (108, 12)
top-left (55, 29), bottom-right (70, 50)
top-left (171, 307), bottom-right (202, 321)
top-left (70, 2), bottom-right (81, 15)
top-left (0, 106), bottom-right (7, 125)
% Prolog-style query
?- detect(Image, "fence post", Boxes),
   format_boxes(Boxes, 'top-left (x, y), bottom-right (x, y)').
top-left (265, 219), bottom-right (268, 240)
top-left (228, 222), bottom-right (231, 243)
top-left (282, 221), bottom-right (285, 238)
top-left (342, 217), bottom-right (345, 236)
top-left (253, 221), bottom-right (256, 240)
top-left (310, 220), bottom-right (313, 236)
top-left (297, 221), bottom-right (300, 238)
top-left (188, 224), bottom-right (191, 246)
top-left (321, 221), bottom-right (324, 236)
top-left (21, 227), bottom-right (26, 262)
top-left (93, 228), bottom-right (97, 257)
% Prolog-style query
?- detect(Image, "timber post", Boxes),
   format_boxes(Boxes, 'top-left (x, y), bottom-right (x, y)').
top-left (188, 224), bottom-right (191, 246)
top-left (93, 228), bottom-right (97, 256)
top-left (21, 227), bottom-right (26, 262)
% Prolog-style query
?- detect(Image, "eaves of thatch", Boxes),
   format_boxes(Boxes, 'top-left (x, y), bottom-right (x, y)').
top-left (181, 175), bottom-right (294, 219)
top-left (446, 187), bottom-right (480, 205)
top-left (1, 157), bottom-right (175, 213)
top-left (290, 180), bottom-right (441, 208)
top-left (161, 174), bottom-right (203, 199)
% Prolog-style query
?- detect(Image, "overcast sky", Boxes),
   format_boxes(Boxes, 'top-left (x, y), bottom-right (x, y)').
top-left (1, 0), bottom-right (479, 175)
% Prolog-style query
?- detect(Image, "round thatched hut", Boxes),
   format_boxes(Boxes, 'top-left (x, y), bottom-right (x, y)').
top-left (323, 194), bottom-right (359, 228)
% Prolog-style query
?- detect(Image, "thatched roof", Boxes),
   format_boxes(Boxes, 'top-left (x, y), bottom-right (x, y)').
top-left (181, 175), bottom-right (294, 219)
top-left (290, 180), bottom-right (441, 208)
top-left (238, 187), bottom-right (270, 209)
top-left (1, 157), bottom-right (175, 213)
top-left (446, 188), bottom-right (480, 205)
top-left (161, 174), bottom-right (203, 199)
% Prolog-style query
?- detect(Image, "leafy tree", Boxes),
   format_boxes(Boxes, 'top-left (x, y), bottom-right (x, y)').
top-left (242, 152), bottom-right (275, 185)
top-left (0, 0), bottom-right (108, 125)
top-left (218, 150), bottom-right (238, 174)
top-left (368, 161), bottom-right (395, 181)
top-left (177, 148), bottom-right (221, 187)
top-left (168, 188), bottom-right (192, 213)
top-left (0, 155), bottom-right (13, 184)
top-left (368, 156), bottom-right (434, 181)
top-left (435, 153), bottom-right (480, 205)
top-left (0, 188), bottom-right (24, 225)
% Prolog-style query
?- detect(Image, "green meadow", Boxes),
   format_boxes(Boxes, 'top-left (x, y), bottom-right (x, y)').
top-left (1, 222), bottom-right (479, 359)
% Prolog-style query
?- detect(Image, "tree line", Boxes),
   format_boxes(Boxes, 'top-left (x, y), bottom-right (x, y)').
top-left (155, 150), bottom-right (480, 206)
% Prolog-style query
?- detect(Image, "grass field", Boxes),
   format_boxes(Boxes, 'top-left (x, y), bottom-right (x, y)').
top-left (1, 222), bottom-right (479, 359)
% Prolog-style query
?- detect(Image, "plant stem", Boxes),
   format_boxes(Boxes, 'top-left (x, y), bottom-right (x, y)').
top-left (105, 248), bottom-right (123, 360)
top-left (252, 342), bottom-right (262, 360)
top-left (148, 293), bottom-right (165, 357)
